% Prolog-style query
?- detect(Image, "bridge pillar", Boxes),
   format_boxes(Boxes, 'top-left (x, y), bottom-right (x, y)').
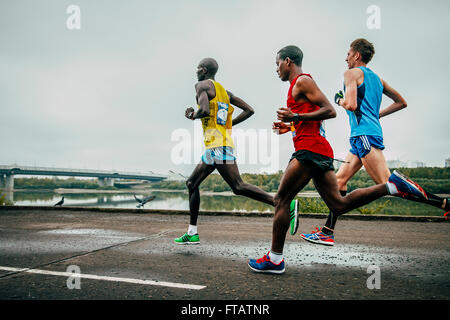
top-left (98, 177), bottom-right (115, 187)
top-left (5, 174), bottom-right (14, 191)
top-left (4, 190), bottom-right (13, 203)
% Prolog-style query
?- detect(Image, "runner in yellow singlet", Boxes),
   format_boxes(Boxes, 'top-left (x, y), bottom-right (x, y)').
top-left (199, 79), bottom-right (235, 150)
top-left (174, 57), bottom-right (299, 245)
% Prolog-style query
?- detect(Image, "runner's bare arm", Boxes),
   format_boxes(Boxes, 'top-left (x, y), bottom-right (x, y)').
top-left (379, 79), bottom-right (407, 118)
top-left (190, 81), bottom-right (211, 120)
top-left (277, 76), bottom-right (336, 122)
top-left (227, 91), bottom-right (255, 126)
top-left (339, 69), bottom-right (360, 112)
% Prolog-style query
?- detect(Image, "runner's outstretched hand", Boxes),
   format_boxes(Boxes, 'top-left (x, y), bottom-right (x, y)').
top-left (334, 90), bottom-right (344, 105)
top-left (185, 107), bottom-right (195, 120)
top-left (272, 121), bottom-right (291, 135)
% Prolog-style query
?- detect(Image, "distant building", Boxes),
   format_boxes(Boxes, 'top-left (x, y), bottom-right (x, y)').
top-left (410, 161), bottom-right (426, 168)
top-left (387, 160), bottom-right (408, 169)
top-left (446, 158), bottom-right (450, 168)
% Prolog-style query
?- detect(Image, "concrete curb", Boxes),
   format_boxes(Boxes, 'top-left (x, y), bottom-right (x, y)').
top-left (0, 205), bottom-right (447, 223)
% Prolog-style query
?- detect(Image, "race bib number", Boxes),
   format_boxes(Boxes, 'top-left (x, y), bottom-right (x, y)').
top-left (319, 122), bottom-right (326, 138)
top-left (216, 102), bottom-right (229, 125)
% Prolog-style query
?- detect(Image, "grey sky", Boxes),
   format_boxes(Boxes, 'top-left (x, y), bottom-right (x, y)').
top-left (1, 0), bottom-right (449, 176)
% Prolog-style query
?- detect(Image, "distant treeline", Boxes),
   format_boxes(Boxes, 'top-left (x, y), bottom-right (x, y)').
top-left (7, 167), bottom-right (450, 194)
top-left (151, 167), bottom-right (450, 194)
top-left (13, 177), bottom-right (117, 190)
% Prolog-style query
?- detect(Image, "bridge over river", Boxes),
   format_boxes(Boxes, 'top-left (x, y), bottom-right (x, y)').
top-left (0, 165), bottom-right (168, 190)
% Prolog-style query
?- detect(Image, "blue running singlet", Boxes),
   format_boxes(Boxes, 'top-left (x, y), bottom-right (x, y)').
top-left (345, 66), bottom-right (384, 138)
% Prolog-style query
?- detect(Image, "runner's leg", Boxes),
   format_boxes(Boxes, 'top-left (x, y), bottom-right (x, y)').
top-left (324, 148), bottom-right (391, 230)
top-left (271, 158), bottom-right (315, 253)
top-left (313, 170), bottom-right (388, 216)
top-left (215, 162), bottom-right (274, 206)
top-left (324, 153), bottom-right (362, 230)
top-left (186, 161), bottom-right (216, 226)
top-left (361, 148), bottom-right (391, 184)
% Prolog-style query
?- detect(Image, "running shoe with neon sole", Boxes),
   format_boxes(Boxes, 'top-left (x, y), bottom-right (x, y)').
top-left (174, 233), bottom-right (200, 245)
top-left (388, 170), bottom-right (428, 200)
top-left (290, 199), bottom-right (299, 235)
top-left (248, 252), bottom-right (285, 274)
top-left (299, 227), bottom-right (335, 246)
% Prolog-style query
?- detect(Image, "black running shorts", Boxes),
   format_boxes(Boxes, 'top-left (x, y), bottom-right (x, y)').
top-left (290, 149), bottom-right (335, 172)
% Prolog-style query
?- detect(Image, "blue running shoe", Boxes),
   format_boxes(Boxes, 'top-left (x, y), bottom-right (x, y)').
top-left (300, 227), bottom-right (335, 246)
top-left (388, 170), bottom-right (428, 200)
top-left (248, 252), bottom-right (285, 274)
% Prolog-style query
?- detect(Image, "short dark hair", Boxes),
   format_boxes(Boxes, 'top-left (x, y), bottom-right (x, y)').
top-left (199, 57), bottom-right (219, 76)
top-left (277, 45), bottom-right (303, 66)
top-left (350, 38), bottom-right (375, 64)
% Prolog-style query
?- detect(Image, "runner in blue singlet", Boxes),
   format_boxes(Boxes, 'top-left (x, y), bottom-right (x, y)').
top-left (300, 38), bottom-right (408, 245)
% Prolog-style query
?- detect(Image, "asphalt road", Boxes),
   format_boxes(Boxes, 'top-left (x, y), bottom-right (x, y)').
top-left (0, 207), bottom-right (449, 303)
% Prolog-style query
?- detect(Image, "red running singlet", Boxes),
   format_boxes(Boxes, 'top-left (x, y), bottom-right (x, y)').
top-left (287, 74), bottom-right (334, 158)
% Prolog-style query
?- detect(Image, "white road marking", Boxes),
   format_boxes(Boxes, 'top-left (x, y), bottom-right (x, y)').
top-left (0, 266), bottom-right (206, 290)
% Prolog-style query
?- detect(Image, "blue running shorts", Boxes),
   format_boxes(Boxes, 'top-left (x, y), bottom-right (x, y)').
top-left (349, 135), bottom-right (385, 159)
top-left (201, 146), bottom-right (236, 165)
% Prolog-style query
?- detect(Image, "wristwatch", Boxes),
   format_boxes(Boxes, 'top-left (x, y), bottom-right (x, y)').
top-left (292, 113), bottom-right (301, 123)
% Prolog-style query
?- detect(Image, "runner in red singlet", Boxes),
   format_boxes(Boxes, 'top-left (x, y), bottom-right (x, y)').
top-left (287, 73), bottom-right (334, 159)
top-left (248, 45), bottom-right (429, 274)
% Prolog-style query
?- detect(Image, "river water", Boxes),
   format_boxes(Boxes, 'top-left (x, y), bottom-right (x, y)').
top-left (1, 189), bottom-right (445, 216)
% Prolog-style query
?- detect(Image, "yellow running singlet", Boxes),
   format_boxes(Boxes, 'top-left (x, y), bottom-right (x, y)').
top-left (200, 80), bottom-right (235, 149)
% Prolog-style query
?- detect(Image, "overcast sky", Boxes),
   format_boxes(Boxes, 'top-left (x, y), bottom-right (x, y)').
top-left (1, 0), bottom-right (449, 176)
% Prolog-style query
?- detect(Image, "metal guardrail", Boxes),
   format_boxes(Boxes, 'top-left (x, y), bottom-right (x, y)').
top-left (0, 165), bottom-right (167, 181)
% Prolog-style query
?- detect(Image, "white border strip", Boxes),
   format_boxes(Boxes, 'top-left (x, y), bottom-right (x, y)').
top-left (0, 266), bottom-right (206, 290)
